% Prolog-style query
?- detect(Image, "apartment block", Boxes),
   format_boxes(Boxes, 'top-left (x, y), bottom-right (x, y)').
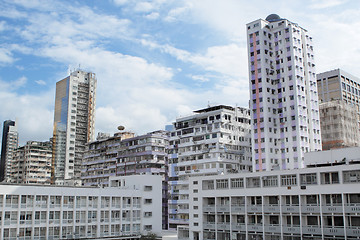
top-left (317, 69), bottom-right (360, 112)
top-left (319, 100), bottom-right (360, 150)
top-left (81, 130), bottom-right (169, 229)
top-left (0, 120), bottom-right (18, 182)
top-left (247, 14), bottom-right (321, 171)
top-left (0, 174), bottom-right (162, 240)
top-left (52, 70), bottom-right (96, 185)
top-left (168, 105), bottom-right (252, 229)
top-left (185, 147), bottom-right (360, 240)
top-left (10, 141), bottom-right (52, 185)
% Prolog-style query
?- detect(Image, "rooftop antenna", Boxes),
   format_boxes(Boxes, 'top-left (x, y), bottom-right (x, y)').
top-left (207, 101), bottom-right (210, 108)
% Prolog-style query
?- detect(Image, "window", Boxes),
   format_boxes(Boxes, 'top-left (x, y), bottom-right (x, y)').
top-left (216, 179), bottom-right (229, 189)
top-left (246, 177), bottom-right (260, 188)
top-left (230, 178), bottom-right (244, 189)
top-left (144, 212), bottom-right (152, 217)
top-left (281, 175), bottom-right (297, 186)
top-left (343, 170), bottom-right (360, 183)
top-left (262, 176), bottom-right (278, 187)
top-left (321, 172), bottom-right (339, 184)
top-left (202, 180), bottom-right (214, 190)
top-left (144, 199), bottom-right (152, 204)
top-left (300, 173), bottom-right (317, 185)
top-left (144, 186), bottom-right (152, 191)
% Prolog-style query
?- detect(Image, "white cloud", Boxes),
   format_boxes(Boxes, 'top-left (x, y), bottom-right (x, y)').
top-left (134, 2), bottom-right (154, 12)
top-left (0, 48), bottom-right (15, 65)
top-left (13, 76), bottom-right (27, 88)
top-left (190, 75), bottom-right (209, 82)
top-left (310, 0), bottom-right (347, 9)
top-left (0, 21), bottom-right (6, 31)
top-left (145, 12), bottom-right (160, 20)
top-left (35, 80), bottom-right (46, 85)
top-left (0, 80), bottom-right (54, 145)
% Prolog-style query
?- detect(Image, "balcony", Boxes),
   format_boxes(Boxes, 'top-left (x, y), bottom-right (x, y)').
top-left (264, 224), bottom-right (281, 233)
top-left (301, 205), bottom-right (320, 214)
top-left (203, 206), bottom-right (215, 212)
top-left (263, 205), bottom-right (280, 213)
top-left (217, 222), bottom-right (230, 230)
top-left (282, 205), bottom-right (299, 213)
top-left (247, 205), bottom-right (262, 213)
top-left (323, 227), bottom-right (344, 236)
top-left (282, 225), bottom-right (300, 234)
top-left (344, 204), bottom-right (360, 214)
top-left (217, 205), bottom-right (230, 212)
top-left (302, 226), bottom-right (322, 235)
top-left (231, 223), bottom-right (246, 231)
top-left (203, 222), bottom-right (216, 229)
top-left (346, 226), bottom-right (360, 237)
top-left (322, 205), bottom-right (343, 214)
top-left (247, 224), bottom-right (263, 232)
top-left (231, 205), bottom-right (245, 213)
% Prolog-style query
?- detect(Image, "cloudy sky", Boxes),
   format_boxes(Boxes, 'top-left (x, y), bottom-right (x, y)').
top-left (0, 0), bottom-right (359, 145)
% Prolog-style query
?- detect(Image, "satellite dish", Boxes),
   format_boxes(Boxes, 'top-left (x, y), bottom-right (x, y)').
top-left (117, 126), bottom-right (125, 131)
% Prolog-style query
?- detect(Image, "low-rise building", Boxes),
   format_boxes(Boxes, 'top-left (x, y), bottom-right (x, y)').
top-left (0, 174), bottom-right (162, 240)
top-left (185, 148), bottom-right (360, 240)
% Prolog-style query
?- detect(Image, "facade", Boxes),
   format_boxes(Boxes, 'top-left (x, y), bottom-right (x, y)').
top-left (52, 70), bottom-right (96, 185)
top-left (0, 120), bottom-right (18, 182)
top-left (10, 141), bottom-right (52, 185)
top-left (186, 147), bottom-right (360, 240)
top-left (317, 69), bottom-right (360, 149)
top-left (247, 14), bottom-right (322, 172)
top-left (81, 130), bottom-right (169, 230)
top-left (168, 105), bottom-right (252, 229)
top-left (0, 174), bottom-right (162, 240)
top-left (319, 100), bottom-right (359, 150)
top-left (317, 68), bottom-right (360, 113)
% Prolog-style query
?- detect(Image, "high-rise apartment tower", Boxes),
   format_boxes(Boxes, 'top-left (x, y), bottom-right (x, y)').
top-left (0, 120), bottom-right (18, 182)
top-left (52, 70), bottom-right (96, 185)
top-left (247, 14), bottom-right (322, 171)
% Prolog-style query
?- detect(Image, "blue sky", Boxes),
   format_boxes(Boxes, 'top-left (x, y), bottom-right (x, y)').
top-left (0, 0), bottom-right (360, 145)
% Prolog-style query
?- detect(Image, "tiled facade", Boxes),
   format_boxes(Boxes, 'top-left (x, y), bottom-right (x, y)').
top-left (247, 15), bottom-right (321, 171)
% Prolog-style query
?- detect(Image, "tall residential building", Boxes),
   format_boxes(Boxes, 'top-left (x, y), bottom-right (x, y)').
top-left (10, 141), bottom-right (52, 184)
top-left (319, 100), bottom-right (360, 150)
top-left (82, 130), bottom-right (169, 230)
top-left (52, 70), bottom-right (96, 185)
top-left (168, 105), bottom-right (252, 229)
top-left (247, 14), bottom-right (322, 172)
top-left (0, 120), bottom-right (18, 182)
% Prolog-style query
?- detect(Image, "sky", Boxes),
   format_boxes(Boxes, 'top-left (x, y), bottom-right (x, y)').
top-left (1, 0), bottom-right (360, 145)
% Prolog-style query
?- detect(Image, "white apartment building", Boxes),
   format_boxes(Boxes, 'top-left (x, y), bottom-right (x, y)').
top-left (247, 14), bottom-right (322, 171)
top-left (185, 147), bottom-right (360, 240)
top-left (168, 105), bottom-right (252, 229)
top-left (0, 174), bottom-right (162, 240)
top-left (10, 141), bottom-right (52, 184)
top-left (52, 70), bottom-right (96, 185)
